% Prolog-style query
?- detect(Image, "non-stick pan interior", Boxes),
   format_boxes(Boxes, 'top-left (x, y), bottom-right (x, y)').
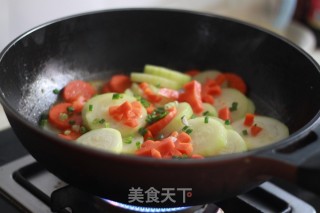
top-left (1, 9), bottom-right (320, 134)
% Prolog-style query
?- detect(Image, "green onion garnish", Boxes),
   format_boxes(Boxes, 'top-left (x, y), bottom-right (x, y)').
top-left (112, 93), bottom-right (123, 100)
top-left (39, 119), bottom-right (48, 127)
top-left (138, 127), bottom-right (147, 136)
top-left (53, 88), bottom-right (60, 94)
top-left (89, 105), bottom-right (93, 111)
top-left (80, 126), bottom-right (87, 134)
top-left (135, 141), bottom-right (141, 149)
top-left (204, 116), bottom-right (209, 124)
top-left (123, 136), bottom-right (133, 144)
top-left (229, 102), bottom-right (238, 112)
top-left (242, 129), bottom-right (248, 136)
top-left (69, 120), bottom-right (76, 125)
top-left (146, 107), bottom-right (168, 124)
top-left (98, 118), bottom-right (105, 124)
top-left (225, 120), bottom-right (231, 125)
top-left (185, 129), bottom-right (193, 135)
top-left (67, 106), bottom-right (74, 113)
top-left (135, 95), bottom-right (150, 108)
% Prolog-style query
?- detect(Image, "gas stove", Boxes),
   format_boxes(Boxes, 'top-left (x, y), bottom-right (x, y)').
top-left (1, 128), bottom-right (320, 213)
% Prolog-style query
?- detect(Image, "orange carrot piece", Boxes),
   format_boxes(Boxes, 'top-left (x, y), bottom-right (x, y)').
top-left (185, 69), bottom-right (200, 77)
top-left (71, 96), bottom-right (86, 113)
top-left (250, 125), bottom-right (263, 136)
top-left (214, 74), bottom-right (226, 85)
top-left (58, 131), bottom-right (81, 141)
top-left (146, 104), bottom-right (155, 114)
top-left (244, 113), bottom-right (255, 127)
top-left (178, 80), bottom-right (203, 114)
top-left (63, 80), bottom-right (96, 102)
top-left (224, 73), bottom-right (247, 94)
top-left (218, 107), bottom-right (231, 121)
top-left (176, 132), bottom-right (192, 143)
top-left (158, 88), bottom-right (179, 100)
top-left (202, 94), bottom-right (214, 104)
top-left (102, 82), bottom-right (112, 93)
top-left (146, 107), bottom-right (177, 136)
top-left (49, 102), bottom-right (81, 129)
top-left (108, 75), bottom-right (132, 93)
top-left (109, 101), bottom-right (142, 127)
top-left (151, 148), bottom-right (162, 159)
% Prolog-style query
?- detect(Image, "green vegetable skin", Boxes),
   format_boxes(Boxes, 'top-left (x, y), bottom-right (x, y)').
top-left (144, 64), bottom-right (191, 87)
top-left (82, 93), bottom-right (147, 137)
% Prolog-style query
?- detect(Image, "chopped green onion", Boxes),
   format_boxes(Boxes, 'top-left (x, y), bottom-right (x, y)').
top-left (172, 154), bottom-right (189, 159)
top-left (146, 107), bottom-right (168, 124)
top-left (242, 129), bottom-right (248, 136)
top-left (39, 119), bottom-right (48, 127)
top-left (80, 126), bottom-right (87, 134)
top-left (138, 127), bottom-right (147, 136)
top-left (89, 105), bottom-right (93, 111)
top-left (135, 141), bottom-right (142, 149)
top-left (123, 136), bottom-right (133, 144)
top-left (182, 126), bottom-right (189, 132)
top-left (204, 116), bottom-right (209, 124)
top-left (203, 111), bottom-right (209, 116)
top-left (112, 93), bottom-right (123, 100)
top-left (135, 95), bottom-right (150, 108)
top-left (229, 102), bottom-right (238, 112)
top-left (99, 118), bottom-right (105, 124)
top-left (67, 106), bottom-right (75, 113)
top-left (104, 122), bottom-right (110, 128)
top-left (59, 113), bottom-right (68, 121)
top-left (225, 120), bottom-right (231, 125)
top-left (185, 129), bottom-right (193, 135)
top-left (190, 114), bottom-right (197, 119)
top-left (69, 120), bottom-right (76, 125)
top-left (53, 88), bottom-right (60, 94)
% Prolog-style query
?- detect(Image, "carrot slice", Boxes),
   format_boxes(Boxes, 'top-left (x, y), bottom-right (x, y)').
top-left (218, 107), bottom-right (231, 121)
top-left (158, 88), bottom-right (179, 100)
top-left (58, 130), bottom-right (81, 141)
top-left (250, 125), bottom-right (263, 136)
top-left (185, 69), bottom-right (200, 77)
top-left (178, 80), bottom-right (203, 114)
top-left (102, 82), bottom-right (112, 93)
top-left (244, 113), bottom-right (255, 127)
top-left (63, 80), bottom-right (96, 102)
top-left (108, 75), bottom-right (132, 93)
top-left (48, 102), bottom-right (82, 129)
top-left (109, 101), bottom-right (142, 128)
top-left (146, 107), bottom-right (177, 136)
top-left (224, 73), bottom-right (247, 94)
top-left (214, 74), bottom-right (226, 85)
top-left (71, 96), bottom-right (86, 113)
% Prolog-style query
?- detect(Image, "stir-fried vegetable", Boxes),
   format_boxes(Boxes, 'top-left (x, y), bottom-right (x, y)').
top-left (42, 64), bottom-right (289, 159)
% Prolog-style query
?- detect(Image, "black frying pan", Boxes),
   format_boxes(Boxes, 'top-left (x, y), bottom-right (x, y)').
top-left (1, 9), bottom-right (320, 207)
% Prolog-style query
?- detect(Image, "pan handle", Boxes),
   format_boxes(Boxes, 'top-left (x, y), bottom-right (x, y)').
top-left (253, 127), bottom-right (320, 195)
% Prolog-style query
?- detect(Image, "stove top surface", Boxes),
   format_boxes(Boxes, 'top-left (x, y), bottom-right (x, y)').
top-left (1, 128), bottom-right (320, 213)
